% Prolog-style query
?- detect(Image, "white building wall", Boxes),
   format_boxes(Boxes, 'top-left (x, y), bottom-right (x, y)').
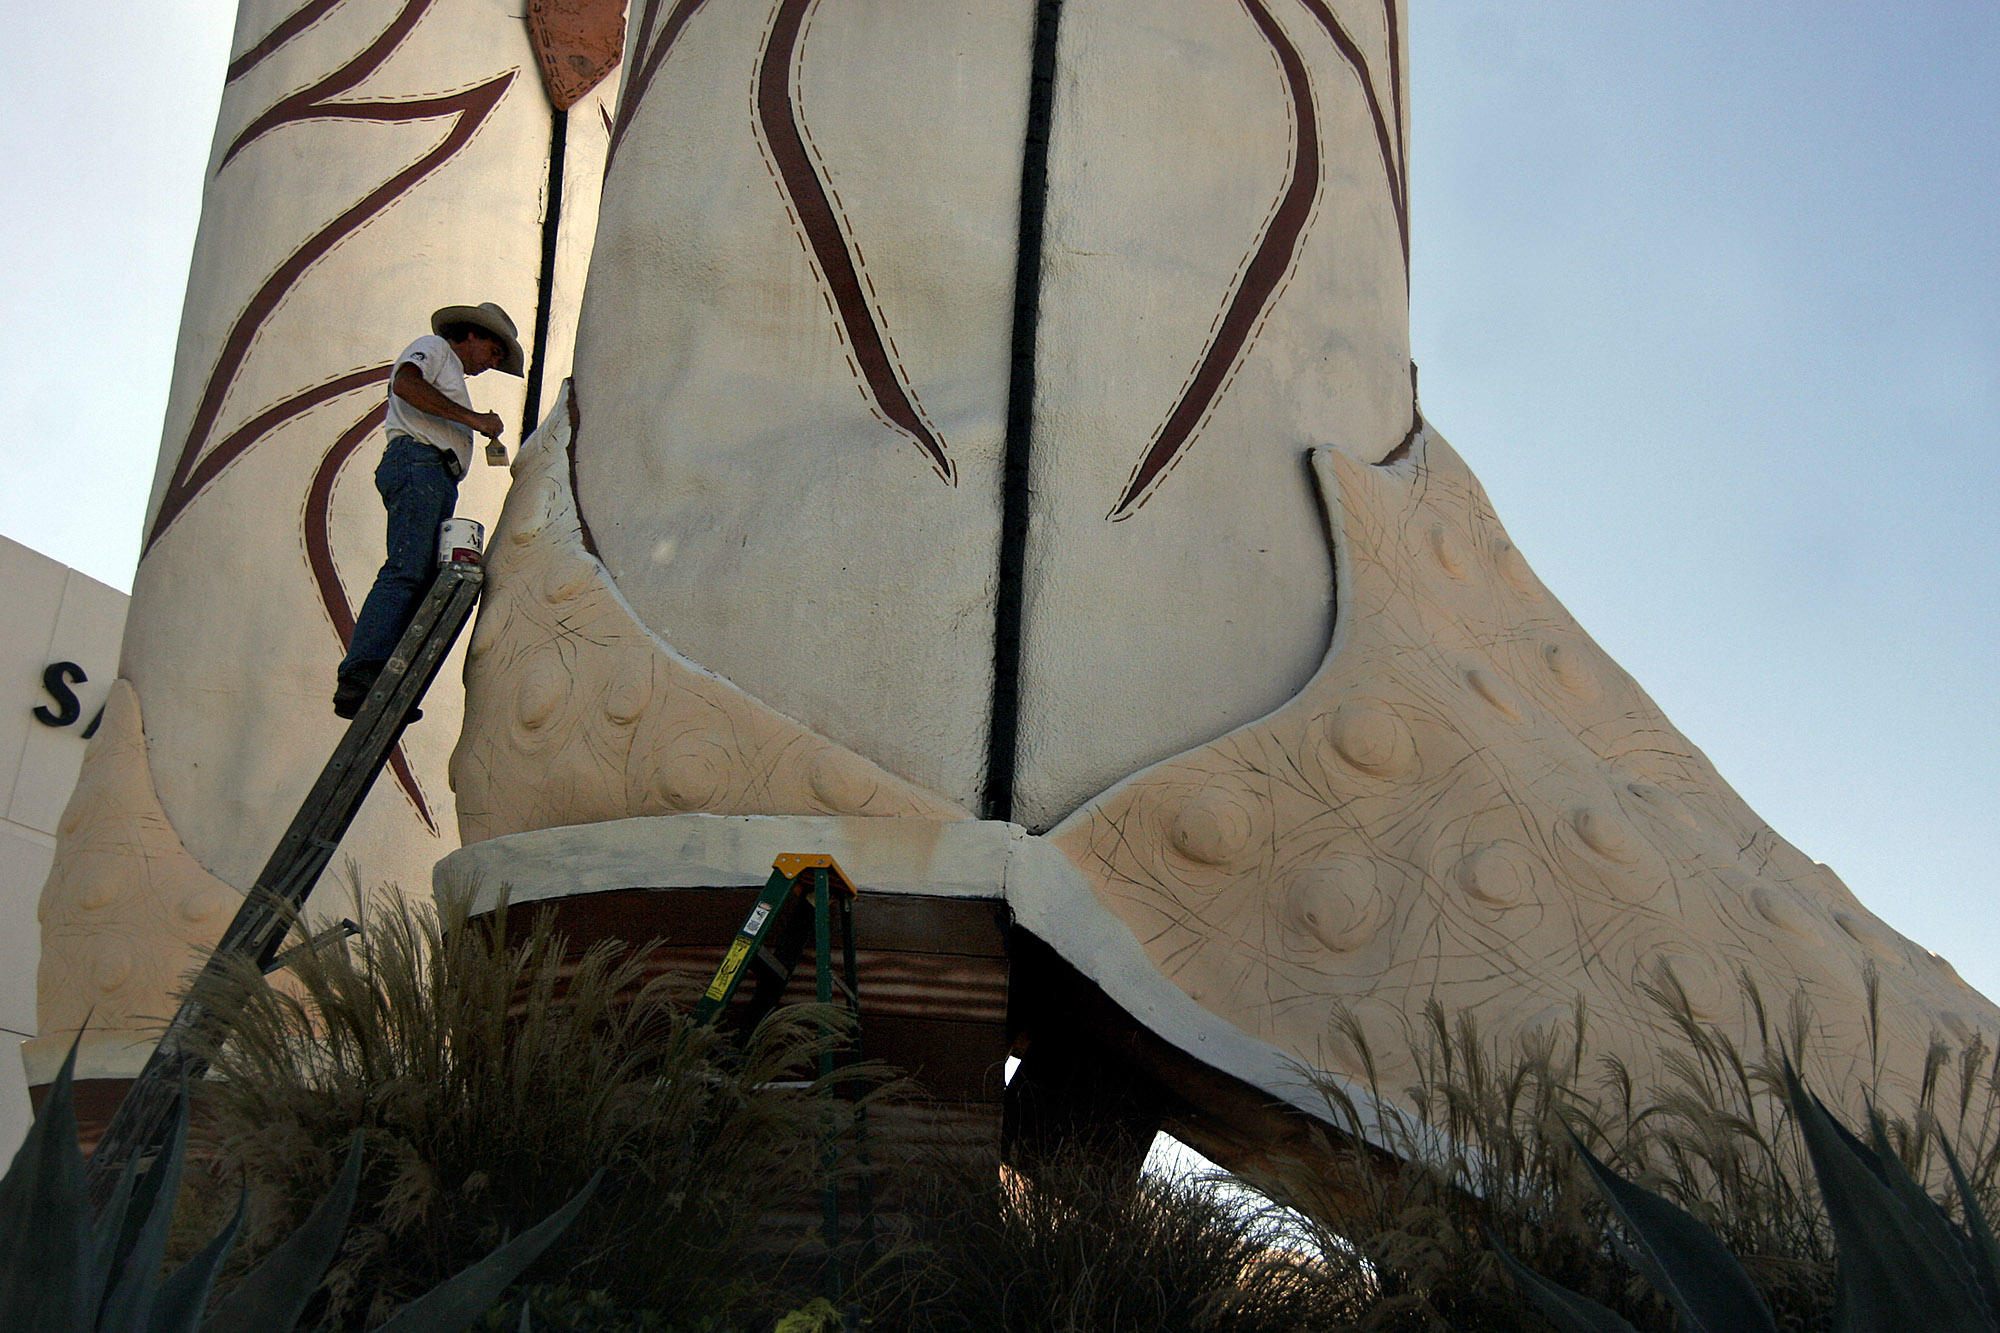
top-left (0, 535), bottom-right (127, 1158)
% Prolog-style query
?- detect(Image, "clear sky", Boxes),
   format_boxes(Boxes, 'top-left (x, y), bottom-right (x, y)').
top-left (1, 3), bottom-right (1994, 999)
top-left (1406, 2), bottom-right (1999, 1005)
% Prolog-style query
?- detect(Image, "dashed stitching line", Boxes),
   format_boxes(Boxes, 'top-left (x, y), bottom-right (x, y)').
top-left (1128, 23), bottom-right (1293, 484)
top-left (793, 0), bottom-right (949, 449)
top-left (1289, 0), bottom-right (1408, 267)
top-left (746, 0), bottom-right (948, 475)
top-left (152, 32), bottom-right (516, 550)
top-left (1114, 0), bottom-right (1321, 519)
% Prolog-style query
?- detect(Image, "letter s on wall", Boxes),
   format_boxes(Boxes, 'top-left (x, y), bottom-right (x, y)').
top-left (33, 662), bottom-right (85, 729)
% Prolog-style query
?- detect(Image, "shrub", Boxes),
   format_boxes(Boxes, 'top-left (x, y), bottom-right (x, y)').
top-left (187, 883), bottom-right (883, 1328)
top-left (852, 1147), bottom-right (1349, 1332)
top-left (0, 1039), bottom-right (594, 1333)
top-left (1497, 1060), bottom-right (2000, 1332)
top-left (176, 882), bottom-right (2000, 1331)
top-left (1247, 973), bottom-right (2000, 1330)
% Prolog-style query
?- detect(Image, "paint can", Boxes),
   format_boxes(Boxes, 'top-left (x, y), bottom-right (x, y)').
top-left (437, 518), bottom-right (485, 567)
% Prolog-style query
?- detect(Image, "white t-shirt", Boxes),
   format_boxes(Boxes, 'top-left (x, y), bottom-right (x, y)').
top-left (384, 334), bottom-right (474, 471)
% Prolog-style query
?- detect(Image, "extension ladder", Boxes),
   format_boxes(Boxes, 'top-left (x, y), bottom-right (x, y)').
top-left (695, 855), bottom-right (872, 1290)
top-left (86, 560), bottom-right (483, 1204)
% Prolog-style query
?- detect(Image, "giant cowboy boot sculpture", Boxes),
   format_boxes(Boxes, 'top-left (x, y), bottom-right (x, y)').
top-left (445, 1), bottom-right (1999, 1159)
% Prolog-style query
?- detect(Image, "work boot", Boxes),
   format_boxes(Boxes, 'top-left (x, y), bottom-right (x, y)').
top-left (334, 665), bottom-right (424, 724)
top-left (332, 666), bottom-right (378, 720)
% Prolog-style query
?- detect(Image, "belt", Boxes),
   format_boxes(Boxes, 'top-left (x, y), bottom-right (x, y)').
top-left (389, 433), bottom-right (464, 478)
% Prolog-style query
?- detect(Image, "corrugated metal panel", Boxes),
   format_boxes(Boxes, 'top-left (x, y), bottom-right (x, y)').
top-left (482, 885), bottom-right (1014, 1242)
top-left (480, 885), bottom-right (1014, 1108)
top-left (612, 947), bottom-right (1006, 1022)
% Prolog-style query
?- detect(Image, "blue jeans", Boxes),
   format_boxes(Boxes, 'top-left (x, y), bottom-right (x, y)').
top-left (339, 435), bottom-right (460, 677)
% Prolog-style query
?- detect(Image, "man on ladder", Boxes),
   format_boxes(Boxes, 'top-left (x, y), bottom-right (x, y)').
top-left (92, 449), bottom-right (499, 1198)
top-left (93, 305), bottom-right (524, 1195)
top-left (334, 301), bottom-right (521, 718)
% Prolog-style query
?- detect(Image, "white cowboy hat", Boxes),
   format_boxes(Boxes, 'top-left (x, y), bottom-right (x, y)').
top-left (430, 301), bottom-right (526, 376)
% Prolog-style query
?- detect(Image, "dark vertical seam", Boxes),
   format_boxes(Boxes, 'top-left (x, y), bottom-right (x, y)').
top-left (984, 0), bottom-right (1064, 824)
top-left (523, 107), bottom-right (568, 441)
top-left (567, 383), bottom-right (601, 558)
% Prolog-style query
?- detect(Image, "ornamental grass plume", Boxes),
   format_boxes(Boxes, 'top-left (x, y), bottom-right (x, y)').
top-left (852, 1146), bottom-right (1350, 1333)
top-left (173, 876), bottom-right (2000, 1331)
top-left (1241, 969), bottom-right (2000, 1331)
top-left (183, 877), bottom-right (887, 1329)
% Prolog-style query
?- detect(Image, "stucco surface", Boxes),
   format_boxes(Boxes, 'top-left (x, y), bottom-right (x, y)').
top-left (1050, 433), bottom-right (2000, 1111)
top-left (440, 814), bottom-right (1015, 911)
top-left (122, 0), bottom-right (572, 898)
top-left (33, 0), bottom-right (624, 1082)
top-left (1014, 0), bottom-right (1413, 829)
top-left (55, 0), bottom-right (1984, 1143)
top-left (434, 811), bottom-right (1389, 1143)
top-left (570, 0), bottom-right (1032, 811)
top-left (452, 398), bottom-right (1996, 1117)
top-left (452, 383), bottom-right (970, 843)
top-left (27, 682), bottom-right (241, 1086)
top-left (569, 1), bottom-right (1414, 827)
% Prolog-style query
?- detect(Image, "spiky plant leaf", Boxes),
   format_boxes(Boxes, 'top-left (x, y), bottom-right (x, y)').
top-left (90, 1149), bottom-right (140, 1310)
top-left (1815, 1096), bottom-right (1892, 1186)
top-left (1781, 1063), bottom-right (1993, 1332)
top-left (106, 1087), bottom-right (189, 1259)
top-left (97, 1082), bottom-right (192, 1333)
top-left (1566, 1130), bottom-right (1777, 1333)
top-left (1940, 1132), bottom-right (2000, 1315)
top-left (1487, 1233), bottom-right (1640, 1333)
top-left (145, 1188), bottom-right (243, 1333)
top-left (1861, 1105), bottom-right (1994, 1320)
top-left (0, 1036), bottom-right (92, 1331)
top-left (372, 1170), bottom-right (602, 1333)
top-left (203, 1129), bottom-right (366, 1333)
top-left (1827, 1092), bottom-right (1981, 1285)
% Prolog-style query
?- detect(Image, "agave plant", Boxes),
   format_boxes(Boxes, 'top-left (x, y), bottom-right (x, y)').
top-left (0, 1037), bottom-right (596, 1332)
top-left (1497, 1062), bottom-right (2000, 1332)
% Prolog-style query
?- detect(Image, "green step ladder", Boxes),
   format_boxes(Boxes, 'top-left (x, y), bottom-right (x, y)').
top-left (695, 854), bottom-right (873, 1291)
